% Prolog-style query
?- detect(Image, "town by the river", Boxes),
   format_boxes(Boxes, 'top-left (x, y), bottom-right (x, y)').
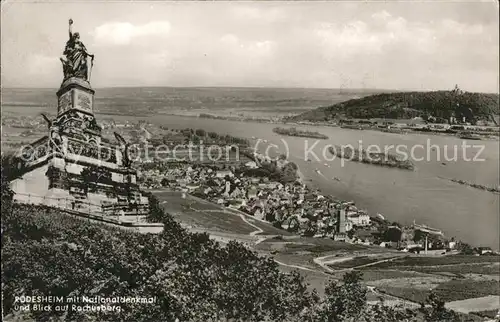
top-left (100, 113), bottom-right (500, 249)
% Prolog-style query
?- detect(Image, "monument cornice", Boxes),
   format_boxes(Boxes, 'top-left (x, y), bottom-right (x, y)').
top-left (57, 108), bottom-right (95, 120)
top-left (57, 77), bottom-right (94, 96)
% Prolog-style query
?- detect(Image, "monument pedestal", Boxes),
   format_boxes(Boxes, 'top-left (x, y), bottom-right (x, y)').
top-left (57, 77), bottom-right (95, 116)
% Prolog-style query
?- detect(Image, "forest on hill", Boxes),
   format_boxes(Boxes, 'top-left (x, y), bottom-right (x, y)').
top-left (287, 87), bottom-right (499, 124)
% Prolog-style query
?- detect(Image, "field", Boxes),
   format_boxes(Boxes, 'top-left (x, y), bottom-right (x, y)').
top-left (234, 215), bottom-right (293, 236)
top-left (435, 280), bottom-right (500, 302)
top-left (355, 269), bottom-right (440, 282)
top-left (363, 255), bottom-right (500, 278)
top-left (256, 236), bottom-right (371, 260)
top-left (472, 308), bottom-right (500, 319)
top-left (152, 190), bottom-right (292, 238)
top-left (370, 278), bottom-right (499, 304)
top-left (349, 255), bottom-right (500, 308)
top-left (367, 255), bottom-right (500, 267)
top-left (252, 235), bottom-right (495, 310)
top-left (153, 190), bottom-right (255, 235)
top-left (254, 236), bottom-right (396, 274)
top-left (376, 286), bottom-right (431, 304)
top-left (410, 263), bottom-right (500, 276)
top-left (326, 256), bottom-right (399, 270)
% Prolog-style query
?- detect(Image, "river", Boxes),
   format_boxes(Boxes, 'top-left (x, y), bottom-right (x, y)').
top-left (104, 113), bottom-right (500, 249)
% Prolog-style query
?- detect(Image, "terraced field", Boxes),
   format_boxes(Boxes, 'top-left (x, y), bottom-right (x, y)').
top-left (366, 255), bottom-right (500, 268)
top-left (355, 255), bottom-right (500, 308)
top-left (153, 190), bottom-right (291, 236)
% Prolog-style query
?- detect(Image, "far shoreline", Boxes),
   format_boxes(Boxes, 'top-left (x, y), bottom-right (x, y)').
top-left (95, 111), bottom-right (500, 141)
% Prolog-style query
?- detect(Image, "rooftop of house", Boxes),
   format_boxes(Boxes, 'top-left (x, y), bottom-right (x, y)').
top-left (348, 213), bottom-right (370, 218)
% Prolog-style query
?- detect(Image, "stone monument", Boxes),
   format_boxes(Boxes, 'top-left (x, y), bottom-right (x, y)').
top-left (11, 19), bottom-right (150, 219)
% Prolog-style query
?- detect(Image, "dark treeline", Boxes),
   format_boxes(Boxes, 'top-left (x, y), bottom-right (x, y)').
top-left (327, 145), bottom-right (415, 171)
top-left (273, 127), bottom-right (329, 139)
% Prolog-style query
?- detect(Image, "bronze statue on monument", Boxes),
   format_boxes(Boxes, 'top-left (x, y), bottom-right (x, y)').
top-left (60, 19), bottom-right (95, 81)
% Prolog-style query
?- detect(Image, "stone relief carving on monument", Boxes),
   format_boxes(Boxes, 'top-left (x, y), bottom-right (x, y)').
top-left (49, 129), bottom-right (62, 153)
top-left (59, 18), bottom-right (94, 81)
top-left (88, 117), bottom-right (101, 132)
top-left (114, 132), bottom-right (131, 167)
top-left (77, 93), bottom-right (92, 110)
top-left (58, 114), bottom-right (69, 124)
top-left (66, 139), bottom-right (117, 163)
top-left (58, 92), bottom-right (72, 114)
top-left (34, 144), bottom-right (48, 160)
top-left (61, 119), bottom-right (82, 133)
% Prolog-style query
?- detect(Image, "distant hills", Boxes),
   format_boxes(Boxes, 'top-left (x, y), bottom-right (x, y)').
top-left (287, 90), bottom-right (499, 124)
top-left (2, 87), bottom-right (498, 124)
top-left (2, 87), bottom-right (385, 117)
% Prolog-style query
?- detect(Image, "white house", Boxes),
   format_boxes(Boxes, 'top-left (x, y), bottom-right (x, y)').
top-left (247, 186), bottom-right (258, 199)
top-left (216, 170), bottom-right (233, 178)
top-left (186, 184), bottom-right (199, 193)
top-left (253, 207), bottom-right (265, 220)
top-left (348, 213), bottom-right (371, 226)
top-left (229, 187), bottom-right (243, 199)
top-left (245, 161), bottom-right (258, 169)
top-left (478, 247), bottom-right (493, 255)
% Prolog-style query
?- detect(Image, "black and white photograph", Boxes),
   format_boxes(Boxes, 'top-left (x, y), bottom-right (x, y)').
top-left (1, 1), bottom-right (499, 321)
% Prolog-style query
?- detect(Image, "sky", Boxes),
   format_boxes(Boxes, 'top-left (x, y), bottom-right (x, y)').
top-left (1, 1), bottom-right (499, 92)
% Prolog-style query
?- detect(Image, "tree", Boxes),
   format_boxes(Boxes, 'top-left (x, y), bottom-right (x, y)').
top-left (360, 299), bottom-right (419, 322)
top-left (424, 291), bottom-right (459, 322)
top-left (1, 156), bottom-right (16, 220)
top-left (144, 193), bottom-right (185, 236)
top-left (457, 242), bottom-right (474, 255)
top-left (195, 129), bottom-right (206, 137)
top-left (192, 135), bottom-right (201, 144)
top-left (384, 226), bottom-right (402, 242)
top-left (319, 271), bottom-right (367, 321)
top-left (279, 162), bottom-right (299, 183)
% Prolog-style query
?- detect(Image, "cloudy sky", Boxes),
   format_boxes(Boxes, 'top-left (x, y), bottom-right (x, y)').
top-left (1, 1), bottom-right (498, 92)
